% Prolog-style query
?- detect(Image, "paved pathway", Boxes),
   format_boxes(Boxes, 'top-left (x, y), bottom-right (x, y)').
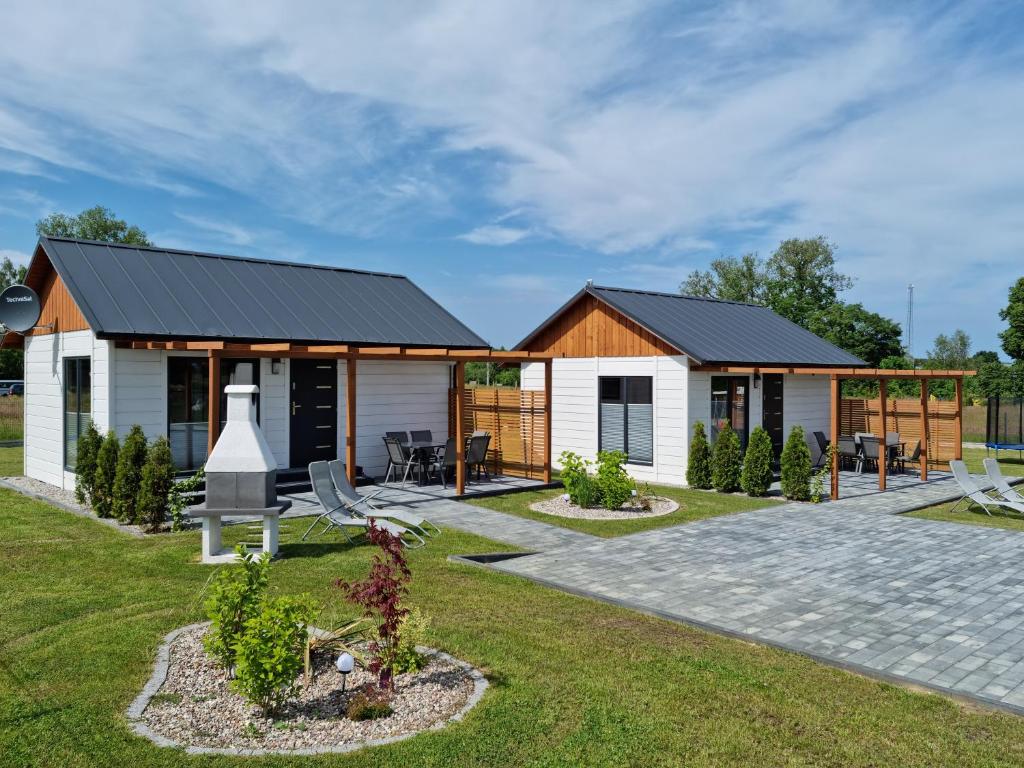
top-left (481, 474), bottom-right (1024, 715)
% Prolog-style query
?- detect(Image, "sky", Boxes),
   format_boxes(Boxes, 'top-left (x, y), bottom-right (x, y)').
top-left (0, 0), bottom-right (1021, 354)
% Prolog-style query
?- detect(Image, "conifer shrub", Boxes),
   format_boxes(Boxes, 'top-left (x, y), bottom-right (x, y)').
top-left (74, 421), bottom-right (102, 506)
top-left (92, 430), bottom-right (120, 518)
top-left (711, 421), bottom-right (743, 493)
top-left (112, 425), bottom-right (148, 523)
top-left (780, 425), bottom-right (812, 501)
top-left (686, 421), bottom-right (712, 489)
top-left (137, 436), bottom-right (175, 532)
top-left (741, 426), bottom-right (774, 497)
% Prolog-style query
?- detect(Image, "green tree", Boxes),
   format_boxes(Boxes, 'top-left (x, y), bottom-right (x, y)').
top-left (741, 426), bottom-right (774, 497)
top-left (999, 278), bottom-right (1024, 362)
top-left (805, 302), bottom-right (903, 366)
top-left (92, 430), bottom-right (120, 518)
top-left (763, 237), bottom-right (853, 328)
top-left (711, 421), bottom-right (743, 493)
top-left (465, 359), bottom-right (520, 386)
top-left (36, 205), bottom-right (152, 245)
top-left (780, 426), bottom-right (812, 501)
top-left (976, 361), bottom-right (1010, 398)
top-left (686, 421), bottom-right (712, 489)
top-left (137, 436), bottom-right (175, 532)
top-left (928, 330), bottom-right (971, 369)
top-left (112, 425), bottom-right (148, 523)
top-left (681, 253), bottom-right (764, 303)
top-left (73, 422), bottom-right (102, 506)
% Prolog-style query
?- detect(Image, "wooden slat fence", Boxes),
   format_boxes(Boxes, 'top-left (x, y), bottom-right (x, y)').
top-left (840, 398), bottom-right (958, 466)
top-left (448, 387), bottom-right (546, 479)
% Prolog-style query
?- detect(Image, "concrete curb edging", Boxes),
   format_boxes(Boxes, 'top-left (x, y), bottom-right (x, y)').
top-left (126, 622), bottom-right (489, 756)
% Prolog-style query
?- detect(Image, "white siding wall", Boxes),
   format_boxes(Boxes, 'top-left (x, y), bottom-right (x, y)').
top-left (782, 374), bottom-right (832, 463)
top-left (24, 330), bottom-right (112, 490)
top-left (114, 347), bottom-right (169, 438)
top-left (260, 357), bottom-right (289, 468)
top-left (523, 356), bottom-right (689, 485)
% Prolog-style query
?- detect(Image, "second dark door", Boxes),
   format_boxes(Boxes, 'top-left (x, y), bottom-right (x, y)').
top-left (762, 374), bottom-right (784, 460)
top-left (290, 359), bottom-right (338, 469)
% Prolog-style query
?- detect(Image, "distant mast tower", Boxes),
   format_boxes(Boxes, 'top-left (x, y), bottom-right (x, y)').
top-left (905, 283), bottom-right (914, 367)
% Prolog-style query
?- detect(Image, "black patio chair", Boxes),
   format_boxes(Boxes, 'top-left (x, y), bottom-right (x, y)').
top-left (465, 433), bottom-right (491, 482)
top-left (860, 435), bottom-right (881, 474)
top-left (838, 436), bottom-right (860, 472)
top-left (382, 436), bottom-right (417, 487)
top-left (812, 431), bottom-right (830, 468)
top-left (893, 439), bottom-right (921, 474)
top-left (430, 436), bottom-right (460, 489)
top-left (411, 429), bottom-right (433, 442)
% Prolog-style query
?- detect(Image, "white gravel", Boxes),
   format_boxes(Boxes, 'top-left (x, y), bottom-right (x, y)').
top-left (529, 494), bottom-right (678, 520)
top-left (140, 625), bottom-right (478, 752)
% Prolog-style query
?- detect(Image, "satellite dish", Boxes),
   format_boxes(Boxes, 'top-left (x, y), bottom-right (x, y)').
top-left (0, 285), bottom-right (41, 333)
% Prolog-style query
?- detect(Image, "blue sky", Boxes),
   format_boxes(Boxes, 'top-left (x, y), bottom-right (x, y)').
top-left (0, 0), bottom-right (1022, 353)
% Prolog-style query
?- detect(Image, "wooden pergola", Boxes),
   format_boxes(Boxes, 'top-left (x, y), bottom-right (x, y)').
top-left (113, 339), bottom-right (554, 496)
top-left (693, 365), bottom-right (975, 498)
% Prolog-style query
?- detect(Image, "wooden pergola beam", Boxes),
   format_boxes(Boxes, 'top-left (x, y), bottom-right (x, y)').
top-left (346, 359), bottom-right (357, 485)
top-left (207, 349), bottom-right (221, 457)
top-left (455, 361), bottom-right (466, 495)
top-left (878, 378), bottom-right (887, 491)
top-left (830, 375), bottom-right (840, 500)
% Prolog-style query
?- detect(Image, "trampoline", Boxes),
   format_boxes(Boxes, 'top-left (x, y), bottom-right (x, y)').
top-left (987, 396), bottom-right (1024, 456)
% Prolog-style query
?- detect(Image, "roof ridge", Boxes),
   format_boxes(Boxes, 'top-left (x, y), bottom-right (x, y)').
top-left (589, 283), bottom-right (764, 308)
top-left (38, 236), bottom-right (407, 280)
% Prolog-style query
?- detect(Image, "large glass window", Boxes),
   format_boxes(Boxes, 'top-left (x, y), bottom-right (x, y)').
top-left (63, 357), bottom-right (91, 470)
top-left (167, 357), bottom-right (260, 470)
top-left (711, 376), bottom-right (749, 449)
top-left (598, 376), bottom-right (653, 465)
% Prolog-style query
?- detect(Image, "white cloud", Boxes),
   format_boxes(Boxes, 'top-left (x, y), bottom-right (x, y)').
top-left (0, 248), bottom-right (30, 266)
top-left (457, 224), bottom-right (530, 246)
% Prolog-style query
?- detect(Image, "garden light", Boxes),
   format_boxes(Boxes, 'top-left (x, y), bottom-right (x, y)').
top-left (336, 652), bottom-right (355, 692)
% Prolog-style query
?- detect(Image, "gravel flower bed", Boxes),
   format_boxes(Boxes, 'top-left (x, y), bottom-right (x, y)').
top-left (529, 494), bottom-right (678, 520)
top-left (133, 624), bottom-right (484, 755)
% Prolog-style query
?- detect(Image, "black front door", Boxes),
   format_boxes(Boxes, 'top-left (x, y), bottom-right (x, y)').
top-left (762, 374), bottom-right (784, 460)
top-left (290, 359), bottom-right (338, 469)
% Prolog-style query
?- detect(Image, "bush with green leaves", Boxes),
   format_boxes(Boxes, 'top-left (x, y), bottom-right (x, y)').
top-left (73, 421), bottom-right (102, 506)
top-left (168, 467), bottom-right (204, 532)
top-left (137, 436), bottom-right (175, 532)
top-left (346, 688), bottom-right (393, 721)
top-left (810, 444), bottom-right (836, 503)
top-left (687, 421), bottom-right (712, 489)
top-left (231, 594), bottom-right (315, 716)
top-left (204, 546), bottom-right (271, 672)
top-left (112, 425), bottom-right (148, 523)
top-left (559, 451), bottom-right (593, 505)
top-left (391, 607), bottom-right (430, 675)
top-left (595, 450), bottom-right (634, 509)
top-left (780, 425), bottom-right (812, 501)
top-left (92, 430), bottom-right (120, 518)
top-left (741, 426), bottom-right (774, 497)
top-left (711, 421), bottom-right (743, 493)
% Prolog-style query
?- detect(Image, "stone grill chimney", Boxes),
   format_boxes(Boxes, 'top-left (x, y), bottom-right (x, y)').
top-left (204, 382), bottom-right (279, 509)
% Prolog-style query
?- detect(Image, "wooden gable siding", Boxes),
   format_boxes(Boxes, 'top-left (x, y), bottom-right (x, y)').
top-left (522, 294), bottom-right (679, 357)
top-left (27, 266), bottom-right (89, 336)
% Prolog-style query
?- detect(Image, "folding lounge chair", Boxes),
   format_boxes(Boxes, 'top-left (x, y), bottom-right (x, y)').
top-left (949, 460), bottom-right (1024, 517)
top-left (302, 462), bottom-right (425, 548)
top-left (328, 460), bottom-right (440, 537)
top-left (983, 458), bottom-right (1024, 505)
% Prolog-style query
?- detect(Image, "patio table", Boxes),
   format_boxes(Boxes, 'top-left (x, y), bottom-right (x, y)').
top-left (399, 440), bottom-right (447, 486)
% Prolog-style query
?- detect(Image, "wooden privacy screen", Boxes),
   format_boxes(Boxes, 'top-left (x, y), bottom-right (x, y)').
top-left (840, 398), bottom-right (958, 466)
top-left (448, 387), bottom-right (546, 479)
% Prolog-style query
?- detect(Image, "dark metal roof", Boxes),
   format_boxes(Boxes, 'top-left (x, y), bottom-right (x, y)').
top-left (518, 284), bottom-right (867, 366)
top-left (35, 237), bottom-right (488, 348)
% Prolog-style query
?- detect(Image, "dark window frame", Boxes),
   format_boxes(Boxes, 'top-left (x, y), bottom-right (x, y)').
top-left (598, 375), bottom-right (654, 466)
top-left (63, 356), bottom-right (91, 471)
top-left (710, 375), bottom-right (750, 450)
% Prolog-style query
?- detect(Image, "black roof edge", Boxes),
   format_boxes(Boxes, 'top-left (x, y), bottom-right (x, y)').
top-left (95, 331), bottom-right (491, 350)
top-left (590, 283), bottom-right (764, 308)
top-left (693, 360), bottom-right (864, 369)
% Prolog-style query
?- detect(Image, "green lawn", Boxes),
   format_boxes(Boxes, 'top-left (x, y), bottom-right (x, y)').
top-left (0, 445), bottom-right (22, 476)
top-left (961, 446), bottom-right (1024, 476)
top-left (7, 489), bottom-right (1024, 766)
top-left (467, 483), bottom-right (779, 537)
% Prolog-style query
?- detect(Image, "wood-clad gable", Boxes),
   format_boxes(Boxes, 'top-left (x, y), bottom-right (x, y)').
top-left (27, 265), bottom-right (90, 336)
top-left (520, 293), bottom-right (680, 357)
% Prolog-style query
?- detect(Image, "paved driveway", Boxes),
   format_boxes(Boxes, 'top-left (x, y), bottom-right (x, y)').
top-left (488, 480), bottom-right (1024, 715)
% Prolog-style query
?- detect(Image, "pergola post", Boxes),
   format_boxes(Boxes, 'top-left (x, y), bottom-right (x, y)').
top-left (346, 358), bottom-right (357, 484)
top-left (207, 349), bottom-right (221, 458)
top-left (543, 359), bottom-right (552, 483)
top-left (919, 377), bottom-right (928, 481)
top-left (455, 361), bottom-right (466, 495)
top-left (954, 376), bottom-right (964, 460)
top-left (830, 374), bottom-right (840, 500)
top-left (878, 378), bottom-right (887, 491)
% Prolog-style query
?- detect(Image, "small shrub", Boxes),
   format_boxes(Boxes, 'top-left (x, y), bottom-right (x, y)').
top-left (687, 421), bottom-right (712, 489)
top-left (741, 426), bottom-right (774, 497)
top-left (392, 607), bottom-right (430, 675)
top-left (346, 688), bottom-right (393, 721)
top-left (137, 436), bottom-right (175, 532)
top-left (92, 430), bottom-right (120, 518)
top-left (113, 425), bottom-right (148, 523)
top-left (573, 474), bottom-right (600, 508)
top-left (337, 523), bottom-right (411, 690)
top-left (204, 546), bottom-right (271, 673)
top-left (635, 482), bottom-right (656, 511)
top-left (711, 421), bottom-right (743, 493)
top-left (595, 450), bottom-right (634, 509)
top-left (780, 425), bottom-right (812, 501)
top-left (559, 451), bottom-right (593, 506)
top-left (168, 467), bottom-right (204, 532)
top-left (74, 421), bottom-right (102, 506)
top-left (231, 594), bottom-right (314, 716)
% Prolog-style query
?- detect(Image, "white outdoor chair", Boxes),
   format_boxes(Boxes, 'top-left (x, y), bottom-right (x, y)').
top-left (328, 460), bottom-right (440, 537)
top-left (949, 460), bottom-right (1024, 517)
top-left (983, 458), bottom-right (1024, 506)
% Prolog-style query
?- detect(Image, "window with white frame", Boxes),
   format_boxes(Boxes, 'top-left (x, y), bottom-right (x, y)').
top-left (598, 376), bottom-right (653, 465)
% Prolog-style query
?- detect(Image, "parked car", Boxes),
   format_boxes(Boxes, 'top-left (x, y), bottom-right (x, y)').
top-left (1, 383), bottom-right (23, 397)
